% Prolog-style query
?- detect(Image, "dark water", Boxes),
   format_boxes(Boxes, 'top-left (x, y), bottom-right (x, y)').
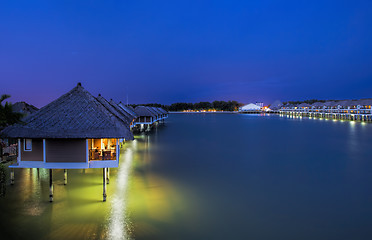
top-left (1, 113), bottom-right (372, 240)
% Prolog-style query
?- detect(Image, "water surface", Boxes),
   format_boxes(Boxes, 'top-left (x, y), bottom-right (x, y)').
top-left (1, 113), bottom-right (372, 240)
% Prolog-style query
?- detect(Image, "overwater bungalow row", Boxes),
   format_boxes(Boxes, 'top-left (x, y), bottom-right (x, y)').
top-left (115, 103), bottom-right (168, 131)
top-left (279, 99), bottom-right (372, 121)
top-left (0, 83), bottom-right (168, 202)
top-left (131, 106), bottom-right (168, 132)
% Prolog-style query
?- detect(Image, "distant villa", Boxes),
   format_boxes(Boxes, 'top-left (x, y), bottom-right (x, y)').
top-left (278, 99), bottom-right (372, 121)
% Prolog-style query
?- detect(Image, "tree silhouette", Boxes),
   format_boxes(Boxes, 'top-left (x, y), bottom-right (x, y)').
top-left (0, 94), bottom-right (23, 129)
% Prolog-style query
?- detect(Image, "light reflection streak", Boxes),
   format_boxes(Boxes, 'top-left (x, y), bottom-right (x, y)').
top-left (108, 141), bottom-right (135, 240)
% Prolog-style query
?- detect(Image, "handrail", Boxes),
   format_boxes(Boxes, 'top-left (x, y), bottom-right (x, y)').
top-left (89, 149), bottom-right (116, 161)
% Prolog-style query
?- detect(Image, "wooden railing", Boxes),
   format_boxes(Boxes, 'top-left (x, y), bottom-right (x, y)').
top-left (89, 149), bottom-right (116, 161)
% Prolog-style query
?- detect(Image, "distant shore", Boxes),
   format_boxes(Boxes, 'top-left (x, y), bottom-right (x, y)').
top-left (169, 111), bottom-right (236, 114)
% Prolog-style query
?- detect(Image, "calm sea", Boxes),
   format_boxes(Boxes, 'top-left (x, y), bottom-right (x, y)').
top-left (1, 113), bottom-right (372, 240)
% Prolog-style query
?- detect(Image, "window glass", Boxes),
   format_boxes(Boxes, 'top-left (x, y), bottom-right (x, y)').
top-left (25, 139), bottom-right (32, 151)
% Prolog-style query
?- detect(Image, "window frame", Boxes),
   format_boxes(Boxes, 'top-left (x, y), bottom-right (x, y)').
top-left (24, 139), bottom-right (32, 151)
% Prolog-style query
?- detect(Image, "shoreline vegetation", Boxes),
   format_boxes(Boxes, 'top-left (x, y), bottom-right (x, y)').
top-left (131, 100), bottom-right (243, 112)
top-left (169, 111), bottom-right (236, 113)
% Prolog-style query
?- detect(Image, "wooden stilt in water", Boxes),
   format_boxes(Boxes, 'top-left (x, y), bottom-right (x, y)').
top-left (103, 168), bottom-right (107, 202)
top-left (64, 169), bottom-right (67, 185)
top-left (49, 169), bottom-right (53, 202)
top-left (107, 168), bottom-right (110, 184)
top-left (10, 168), bottom-right (14, 185)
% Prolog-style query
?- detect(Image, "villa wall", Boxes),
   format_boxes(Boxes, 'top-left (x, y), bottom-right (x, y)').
top-left (46, 139), bottom-right (86, 162)
top-left (21, 139), bottom-right (43, 161)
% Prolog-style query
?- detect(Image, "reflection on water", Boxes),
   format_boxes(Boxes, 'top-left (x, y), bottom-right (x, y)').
top-left (1, 114), bottom-right (372, 240)
top-left (107, 141), bottom-right (135, 240)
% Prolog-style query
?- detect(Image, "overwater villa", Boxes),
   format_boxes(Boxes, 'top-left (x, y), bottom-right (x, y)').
top-left (1, 83), bottom-right (134, 202)
top-left (133, 106), bottom-right (158, 131)
top-left (148, 107), bottom-right (163, 121)
top-left (279, 99), bottom-right (372, 121)
top-left (156, 107), bottom-right (169, 121)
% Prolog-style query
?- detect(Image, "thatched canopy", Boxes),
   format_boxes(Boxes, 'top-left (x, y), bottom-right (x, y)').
top-left (1, 83), bottom-right (133, 139)
top-left (134, 106), bottom-right (157, 117)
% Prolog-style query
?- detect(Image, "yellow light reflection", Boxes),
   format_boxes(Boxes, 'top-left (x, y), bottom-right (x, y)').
top-left (107, 142), bottom-right (135, 240)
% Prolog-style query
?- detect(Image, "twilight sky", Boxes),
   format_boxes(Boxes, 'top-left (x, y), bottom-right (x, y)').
top-left (1, 0), bottom-right (372, 108)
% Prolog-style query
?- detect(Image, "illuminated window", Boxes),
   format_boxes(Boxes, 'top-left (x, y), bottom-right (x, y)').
top-left (24, 139), bottom-right (32, 151)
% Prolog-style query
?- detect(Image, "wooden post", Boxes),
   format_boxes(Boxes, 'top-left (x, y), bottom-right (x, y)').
top-left (107, 168), bottom-right (110, 184)
top-left (103, 168), bottom-right (107, 202)
top-left (49, 169), bottom-right (53, 202)
top-left (64, 169), bottom-right (67, 185)
top-left (10, 168), bottom-right (14, 185)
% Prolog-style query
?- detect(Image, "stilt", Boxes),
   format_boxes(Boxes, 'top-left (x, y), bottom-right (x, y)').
top-left (10, 168), bottom-right (14, 185)
top-left (64, 169), bottom-right (67, 185)
top-left (103, 168), bottom-right (107, 202)
top-left (49, 169), bottom-right (53, 202)
top-left (107, 168), bottom-right (110, 184)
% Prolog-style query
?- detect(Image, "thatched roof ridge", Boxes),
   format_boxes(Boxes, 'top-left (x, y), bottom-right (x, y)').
top-left (1, 83), bottom-right (133, 139)
top-left (109, 99), bottom-right (134, 122)
top-left (150, 107), bottom-right (163, 115)
top-left (157, 107), bottom-right (168, 114)
top-left (95, 94), bottom-right (131, 125)
top-left (118, 102), bottom-right (138, 118)
top-left (134, 106), bottom-right (157, 117)
top-left (12, 102), bottom-right (39, 116)
top-left (146, 107), bottom-right (161, 117)
top-left (127, 106), bottom-right (136, 112)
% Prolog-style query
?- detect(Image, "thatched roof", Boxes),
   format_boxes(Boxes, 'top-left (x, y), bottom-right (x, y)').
top-left (118, 102), bottom-right (138, 118)
top-left (95, 94), bottom-right (131, 125)
top-left (145, 107), bottom-right (158, 116)
top-left (298, 103), bottom-right (311, 108)
top-left (1, 83), bottom-right (133, 139)
top-left (269, 100), bottom-right (282, 110)
top-left (134, 106), bottom-right (157, 117)
top-left (109, 99), bottom-right (134, 122)
top-left (150, 107), bottom-right (163, 115)
top-left (311, 102), bottom-right (324, 107)
top-left (157, 107), bottom-right (168, 114)
top-left (322, 101), bottom-right (335, 107)
top-left (12, 102), bottom-right (39, 117)
top-left (357, 99), bottom-right (372, 106)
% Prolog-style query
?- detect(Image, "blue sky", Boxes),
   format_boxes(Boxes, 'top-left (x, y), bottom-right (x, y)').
top-left (1, 0), bottom-right (372, 107)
